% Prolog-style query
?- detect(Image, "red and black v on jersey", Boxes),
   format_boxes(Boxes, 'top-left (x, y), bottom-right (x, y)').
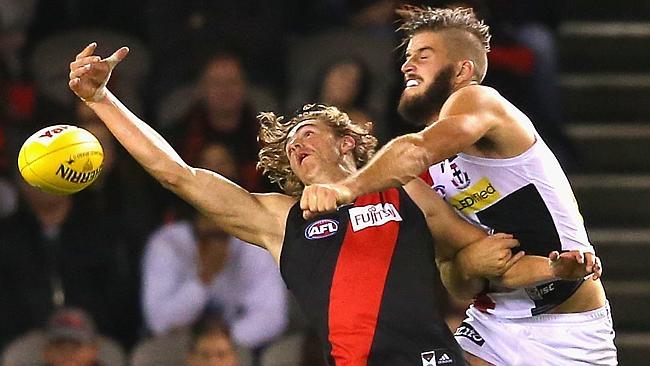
top-left (280, 188), bottom-right (465, 366)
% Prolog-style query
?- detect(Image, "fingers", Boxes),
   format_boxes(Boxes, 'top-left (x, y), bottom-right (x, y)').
top-left (70, 56), bottom-right (101, 73)
top-left (300, 185), bottom-right (338, 216)
top-left (548, 250), bottom-right (560, 262)
top-left (302, 210), bottom-right (317, 221)
top-left (104, 46), bottom-right (130, 67)
top-left (503, 250), bottom-right (525, 272)
top-left (75, 42), bottom-right (97, 61)
top-left (592, 256), bottom-right (603, 280)
top-left (491, 233), bottom-right (513, 240)
top-left (300, 186), bottom-right (314, 212)
top-left (490, 233), bottom-right (518, 248)
top-left (69, 63), bottom-right (92, 80)
top-left (583, 252), bottom-right (595, 273)
top-left (557, 250), bottom-right (584, 264)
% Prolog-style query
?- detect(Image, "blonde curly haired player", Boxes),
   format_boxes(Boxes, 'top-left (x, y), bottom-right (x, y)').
top-left (257, 104), bottom-right (377, 196)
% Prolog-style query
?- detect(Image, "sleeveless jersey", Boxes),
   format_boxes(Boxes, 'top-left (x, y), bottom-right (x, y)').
top-left (280, 188), bottom-right (466, 366)
top-left (421, 136), bottom-right (590, 318)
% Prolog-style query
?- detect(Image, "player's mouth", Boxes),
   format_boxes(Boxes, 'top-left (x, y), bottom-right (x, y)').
top-left (298, 152), bottom-right (310, 165)
top-left (405, 77), bottom-right (422, 89)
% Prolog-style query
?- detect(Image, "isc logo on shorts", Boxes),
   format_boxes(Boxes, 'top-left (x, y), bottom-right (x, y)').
top-left (454, 322), bottom-right (485, 346)
top-left (305, 219), bottom-right (339, 240)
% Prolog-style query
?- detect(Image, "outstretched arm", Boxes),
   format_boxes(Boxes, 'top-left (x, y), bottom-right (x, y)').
top-left (494, 250), bottom-right (602, 288)
top-left (68, 43), bottom-right (294, 259)
top-left (301, 86), bottom-right (500, 218)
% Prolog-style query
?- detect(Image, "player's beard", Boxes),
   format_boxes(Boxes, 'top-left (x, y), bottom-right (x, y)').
top-left (398, 64), bottom-right (455, 126)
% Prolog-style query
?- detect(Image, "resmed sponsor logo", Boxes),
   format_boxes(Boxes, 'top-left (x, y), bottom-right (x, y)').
top-left (454, 322), bottom-right (485, 346)
top-left (449, 177), bottom-right (500, 213)
top-left (304, 219), bottom-right (339, 240)
top-left (348, 203), bottom-right (402, 232)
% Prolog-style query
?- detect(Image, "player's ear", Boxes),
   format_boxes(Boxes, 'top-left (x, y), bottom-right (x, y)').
top-left (340, 135), bottom-right (356, 154)
top-left (456, 60), bottom-right (475, 83)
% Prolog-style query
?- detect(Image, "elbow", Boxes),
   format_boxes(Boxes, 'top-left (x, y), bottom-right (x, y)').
top-left (156, 163), bottom-right (194, 192)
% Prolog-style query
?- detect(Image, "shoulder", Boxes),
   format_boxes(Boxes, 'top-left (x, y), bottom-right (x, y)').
top-left (442, 85), bottom-right (504, 115)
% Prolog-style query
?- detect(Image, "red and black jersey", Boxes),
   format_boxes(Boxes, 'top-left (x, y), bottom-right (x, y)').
top-left (280, 188), bottom-right (465, 366)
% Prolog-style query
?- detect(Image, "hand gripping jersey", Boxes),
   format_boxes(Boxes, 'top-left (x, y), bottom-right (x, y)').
top-left (421, 137), bottom-right (591, 318)
top-left (280, 188), bottom-right (466, 366)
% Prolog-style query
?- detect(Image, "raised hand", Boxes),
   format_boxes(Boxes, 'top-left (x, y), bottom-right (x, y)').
top-left (457, 233), bottom-right (524, 279)
top-left (300, 183), bottom-right (355, 220)
top-left (549, 250), bottom-right (602, 281)
top-left (68, 43), bottom-right (129, 102)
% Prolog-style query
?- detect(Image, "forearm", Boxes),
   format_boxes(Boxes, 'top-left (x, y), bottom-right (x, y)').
top-left (86, 90), bottom-right (190, 190)
top-left (495, 255), bottom-right (557, 288)
top-left (437, 258), bottom-right (486, 300)
top-left (342, 133), bottom-right (432, 196)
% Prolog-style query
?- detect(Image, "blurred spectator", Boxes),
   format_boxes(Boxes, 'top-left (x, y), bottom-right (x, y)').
top-left (285, 0), bottom-right (398, 34)
top-left (164, 53), bottom-right (270, 192)
top-left (1, 307), bottom-right (126, 366)
top-left (314, 58), bottom-right (373, 125)
top-left (0, 92), bottom-right (17, 217)
top-left (186, 314), bottom-right (239, 366)
top-left (41, 307), bottom-right (102, 366)
top-left (144, 0), bottom-right (286, 105)
top-left (24, 0), bottom-right (146, 63)
top-left (141, 142), bottom-right (287, 350)
top-left (0, 178), bottom-right (140, 350)
top-left (141, 211), bottom-right (288, 350)
top-left (0, 0), bottom-right (36, 78)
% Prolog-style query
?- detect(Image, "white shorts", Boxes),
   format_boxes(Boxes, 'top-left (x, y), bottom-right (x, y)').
top-left (454, 303), bottom-right (618, 366)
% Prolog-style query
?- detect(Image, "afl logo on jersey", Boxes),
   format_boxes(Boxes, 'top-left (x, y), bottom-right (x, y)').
top-left (305, 219), bottom-right (339, 240)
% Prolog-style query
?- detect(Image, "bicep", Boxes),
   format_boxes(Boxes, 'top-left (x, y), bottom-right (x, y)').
top-left (406, 179), bottom-right (486, 260)
top-left (418, 113), bottom-right (493, 162)
top-left (418, 90), bottom-right (499, 161)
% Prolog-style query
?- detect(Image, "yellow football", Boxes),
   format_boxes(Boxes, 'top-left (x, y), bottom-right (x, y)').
top-left (17, 125), bottom-right (104, 195)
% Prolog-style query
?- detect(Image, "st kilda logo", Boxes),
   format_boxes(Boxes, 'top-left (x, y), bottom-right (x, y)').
top-left (305, 219), bottom-right (339, 240)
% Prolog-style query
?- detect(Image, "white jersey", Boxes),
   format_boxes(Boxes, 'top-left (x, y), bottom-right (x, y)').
top-left (421, 135), bottom-right (593, 318)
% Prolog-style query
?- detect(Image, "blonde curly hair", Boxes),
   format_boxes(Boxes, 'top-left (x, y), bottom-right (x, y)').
top-left (257, 104), bottom-right (377, 196)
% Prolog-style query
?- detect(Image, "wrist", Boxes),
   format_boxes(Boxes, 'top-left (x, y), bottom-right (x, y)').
top-left (82, 87), bottom-right (108, 104)
top-left (341, 177), bottom-right (361, 199)
top-left (455, 249), bottom-right (476, 281)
